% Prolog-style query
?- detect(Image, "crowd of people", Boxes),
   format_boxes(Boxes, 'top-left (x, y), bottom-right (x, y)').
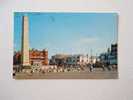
top-left (13, 62), bottom-right (117, 76)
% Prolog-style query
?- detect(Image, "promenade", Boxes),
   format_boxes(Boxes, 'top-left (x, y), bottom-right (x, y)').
top-left (13, 70), bottom-right (118, 79)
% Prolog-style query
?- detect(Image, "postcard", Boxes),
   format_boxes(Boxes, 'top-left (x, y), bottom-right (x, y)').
top-left (13, 12), bottom-right (118, 79)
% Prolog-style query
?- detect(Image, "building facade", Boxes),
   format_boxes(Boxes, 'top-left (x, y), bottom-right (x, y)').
top-left (49, 54), bottom-right (69, 65)
top-left (13, 49), bottom-right (48, 66)
top-left (50, 54), bottom-right (90, 66)
top-left (66, 55), bottom-right (90, 65)
top-left (99, 43), bottom-right (117, 65)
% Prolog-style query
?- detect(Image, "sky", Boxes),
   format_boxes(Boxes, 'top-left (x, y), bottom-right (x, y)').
top-left (14, 12), bottom-right (118, 58)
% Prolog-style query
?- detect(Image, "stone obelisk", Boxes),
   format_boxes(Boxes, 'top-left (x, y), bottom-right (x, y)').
top-left (21, 16), bottom-right (31, 68)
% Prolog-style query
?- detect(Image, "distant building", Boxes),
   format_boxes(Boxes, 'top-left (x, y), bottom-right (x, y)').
top-left (109, 44), bottom-right (117, 65)
top-left (99, 43), bottom-right (117, 65)
top-left (99, 53), bottom-right (109, 64)
top-left (13, 51), bottom-right (21, 65)
top-left (66, 54), bottom-right (90, 65)
top-left (50, 54), bottom-right (90, 66)
top-left (49, 54), bottom-right (69, 65)
top-left (89, 56), bottom-right (99, 64)
top-left (13, 49), bottom-right (49, 66)
top-left (30, 49), bottom-right (48, 66)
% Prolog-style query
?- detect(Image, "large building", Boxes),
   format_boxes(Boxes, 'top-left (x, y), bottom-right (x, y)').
top-left (13, 49), bottom-right (48, 66)
top-left (99, 43), bottom-right (117, 65)
top-left (66, 54), bottom-right (90, 65)
top-left (109, 44), bottom-right (117, 65)
top-left (30, 49), bottom-right (48, 66)
top-left (49, 54), bottom-right (69, 65)
top-left (49, 54), bottom-right (90, 66)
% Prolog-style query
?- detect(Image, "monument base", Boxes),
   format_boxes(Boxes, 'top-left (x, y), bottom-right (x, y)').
top-left (21, 65), bottom-right (32, 73)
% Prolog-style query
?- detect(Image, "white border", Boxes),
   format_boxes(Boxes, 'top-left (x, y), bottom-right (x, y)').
top-left (0, 0), bottom-right (133, 100)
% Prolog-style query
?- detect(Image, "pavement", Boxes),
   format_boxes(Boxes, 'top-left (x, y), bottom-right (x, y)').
top-left (13, 70), bottom-right (118, 79)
